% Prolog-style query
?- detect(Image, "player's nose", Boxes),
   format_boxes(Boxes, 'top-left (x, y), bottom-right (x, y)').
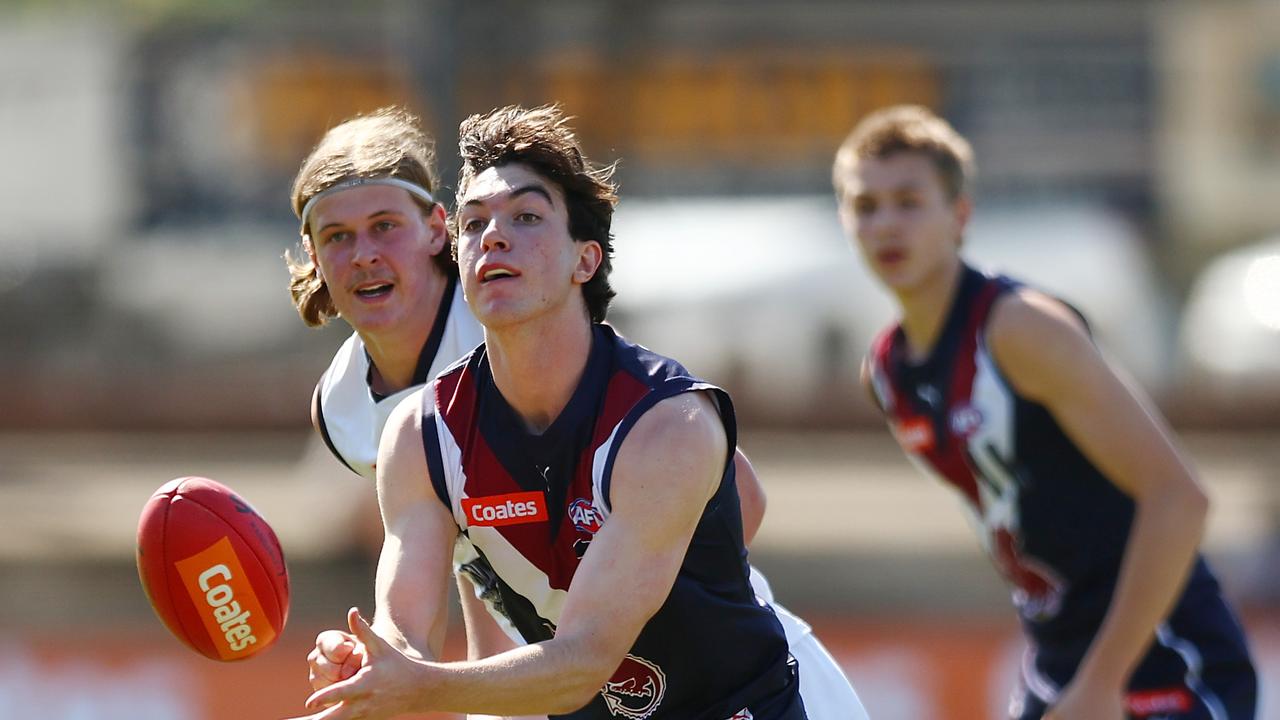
top-left (350, 230), bottom-right (381, 266)
top-left (480, 220), bottom-right (510, 252)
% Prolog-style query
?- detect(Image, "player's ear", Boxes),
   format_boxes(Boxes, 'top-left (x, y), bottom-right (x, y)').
top-left (425, 203), bottom-right (450, 256)
top-left (572, 239), bottom-right (603, 285)
top-left (302, 236), bottom-right (325, 282)
top-left (953, 194), bottom-right (973, 230)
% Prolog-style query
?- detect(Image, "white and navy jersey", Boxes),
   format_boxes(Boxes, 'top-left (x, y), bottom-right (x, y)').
top-left (422, 324), bottom-right (803, 720)
top-left (867, 264), bottom-right (1255, 717)
top-left (312, 276), bottom-right (483, 479)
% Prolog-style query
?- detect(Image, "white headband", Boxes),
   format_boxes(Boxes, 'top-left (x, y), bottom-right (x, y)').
top-left (300, 176), bottom-right (436, 235)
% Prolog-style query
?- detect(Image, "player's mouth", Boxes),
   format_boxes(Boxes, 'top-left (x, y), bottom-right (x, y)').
top-left (352, 280), bottom-right (394, 300)
top-left (876, 248), bottom-right (906, 267)
top-left (478, 264), bottom-right (520, 284)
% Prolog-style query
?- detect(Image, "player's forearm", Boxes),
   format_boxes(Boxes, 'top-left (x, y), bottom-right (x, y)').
top-left (423, 636), bottom-right (612, 716)
top-left (371, 617), bottom-right (438, 663)
top-left (1075, 480), bottom-right (1208, 688)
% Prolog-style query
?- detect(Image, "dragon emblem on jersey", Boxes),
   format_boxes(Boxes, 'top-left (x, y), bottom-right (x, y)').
top-left (992, 527), bottom-right (1066, 621)
top-left (568, 497), bottom-right (603, 534)
top-left (601, 654), bottom-right (666, 720)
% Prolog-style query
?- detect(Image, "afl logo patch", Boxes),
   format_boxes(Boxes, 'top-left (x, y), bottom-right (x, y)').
top-left (949, 404), bottom-right (983, 438)
top-left (568, 498), bottom-right (603, 534)
top-left (601, 654), bottom-right (666, 720)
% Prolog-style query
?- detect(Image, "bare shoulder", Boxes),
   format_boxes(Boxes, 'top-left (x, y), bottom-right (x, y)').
top-left (859, 353), bottom-right (882, 412)
top-left (612, 391), bottom-right (729, 507)
top-left (383, 387), bottom-right (428, 454)
top-left (376, 387), bottom-right (431, 506)
top-left (987, 288), bottom-right (1098, 400)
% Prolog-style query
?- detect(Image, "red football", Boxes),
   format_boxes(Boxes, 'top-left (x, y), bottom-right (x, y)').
top-left (136, 476), bottom-right (290, 661)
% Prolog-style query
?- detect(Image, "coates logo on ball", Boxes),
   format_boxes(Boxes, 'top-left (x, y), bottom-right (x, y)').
top-left (601, 654), bottom-right (666, 720)
top-left (176, 537), bottom-right (272, 658)
top-left (136, 476), bottom-right (289, 662)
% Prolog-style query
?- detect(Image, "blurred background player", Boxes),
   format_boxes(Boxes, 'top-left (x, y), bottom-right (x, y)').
top-left (834, 104), bottom-right (1256, 720)
top-left (288, 106), bottom-right (865, 719)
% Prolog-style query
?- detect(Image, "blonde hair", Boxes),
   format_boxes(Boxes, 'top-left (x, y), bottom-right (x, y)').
top-left (832, 105), bottom-right (975, 202)
top-left (285, 106), bottom-right (449, 327)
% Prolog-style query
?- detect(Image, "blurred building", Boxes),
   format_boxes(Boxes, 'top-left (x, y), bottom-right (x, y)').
top-left (14, 0), bottom-right (1274, 428)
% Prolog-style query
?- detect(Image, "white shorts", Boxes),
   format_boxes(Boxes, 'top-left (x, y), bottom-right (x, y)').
top-left (750, 566), bottom-right (869, 720)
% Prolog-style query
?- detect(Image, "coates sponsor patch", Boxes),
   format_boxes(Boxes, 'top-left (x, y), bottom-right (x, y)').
top-left (462, 491), bottom-right (548, 527)
top-left (893, 416), bottom-right (934, 453)
top-left (1125, 687), bottom-right (1193, 715)
top-left (568, 497), bottom-right (603, 534)
top-left (601, 654), bottom-right (666, 720)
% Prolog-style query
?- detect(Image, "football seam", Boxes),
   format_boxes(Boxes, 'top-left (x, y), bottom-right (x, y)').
top-left (179, 492), bottom-right (287, 629)
top-left (159, 493), bottom-right (214, 655)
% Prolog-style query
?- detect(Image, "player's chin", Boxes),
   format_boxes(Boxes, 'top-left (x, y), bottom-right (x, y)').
top-left (471, 302), bottom-right (529, 330)
top-left (341, 306), bottom-right (404, 333)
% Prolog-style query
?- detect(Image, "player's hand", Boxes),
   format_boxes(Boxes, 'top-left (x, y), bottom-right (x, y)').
top-left (1043, 678), bottom-right (1125, 720)
top-left (287, 607), bottom-right (432, 720)
top-left (307, 628), bottom-right (366, 691)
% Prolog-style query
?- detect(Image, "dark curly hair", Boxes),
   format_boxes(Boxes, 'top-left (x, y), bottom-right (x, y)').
top-left (456, 104), bottom-right (618, 323)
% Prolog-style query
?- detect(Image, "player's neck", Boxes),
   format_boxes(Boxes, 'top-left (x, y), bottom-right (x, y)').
top-left (897, 257), bottom-right (964, 363)
top-left (484, 311), bottom-right (594, 435)
top-left (361, 277), bottom-right (449, 395)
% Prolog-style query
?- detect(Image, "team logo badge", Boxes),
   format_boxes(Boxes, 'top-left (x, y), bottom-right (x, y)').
top-left (568, 497), bottom-right (603, 534)
top-left (949, 403), bottom-right (983, 438)
top-left (727, 709), bottom-right (754, 720)
top-left (992, 528), bottom-right (1065, 621)
top-left (601, 654), bottom-right (666, 720)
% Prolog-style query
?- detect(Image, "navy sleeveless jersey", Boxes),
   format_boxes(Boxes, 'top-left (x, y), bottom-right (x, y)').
top-left (422, 324), bottom-right (801, 720)
top-left (867, 264), bottom-right (1254, 715)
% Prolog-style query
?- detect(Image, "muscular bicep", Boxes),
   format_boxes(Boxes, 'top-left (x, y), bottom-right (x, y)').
top-left (860, 354), bottom-right (883, 413)
top-left (734, 448), bottom-right (766, 546)
top-left (554, 391), bottom-right (727, 666)
top-left (372, 390), bottom-right (459, 661)
top-left (988, 291), bottom-right (1198, 500)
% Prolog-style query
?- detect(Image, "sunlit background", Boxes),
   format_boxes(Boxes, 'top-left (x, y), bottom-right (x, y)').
top-left (2, 1), bottom-right (1278, 718)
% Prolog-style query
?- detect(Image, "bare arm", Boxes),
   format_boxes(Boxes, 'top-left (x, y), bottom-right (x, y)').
top-left (297, 390), bottom-right (460, 718)
top-left (988, 291), bottom-right (1208, 719)
top-left (369, 392), bottom-right (457, 662)
top-left (457, 574), bottom-right (545, 720)
top-left (300, 391), bottom-right (727, 718)
top-left (733, 448), bottom-right (766, 545)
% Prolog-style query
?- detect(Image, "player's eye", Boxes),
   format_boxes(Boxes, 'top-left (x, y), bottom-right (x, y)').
top-left (374, 220), bottom-right (396, 232)
top-left (514, 212), bottom-right (540, 224)
top-left (853, 199), bottom-right (876, 216)
top-left (461, 217), bottom-right (486, 233)
top-left (325, 230), bottom-right (352, 244)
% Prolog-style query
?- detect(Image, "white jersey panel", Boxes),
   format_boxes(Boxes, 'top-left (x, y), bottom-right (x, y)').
top-left (316, 283), bottom-right (483, 479)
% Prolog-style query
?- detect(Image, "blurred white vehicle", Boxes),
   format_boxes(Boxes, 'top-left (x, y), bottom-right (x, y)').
top-left (1178, 236), bottom-right (1280, 410)
top-left (609, 196), bottom-right (1172, 424)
